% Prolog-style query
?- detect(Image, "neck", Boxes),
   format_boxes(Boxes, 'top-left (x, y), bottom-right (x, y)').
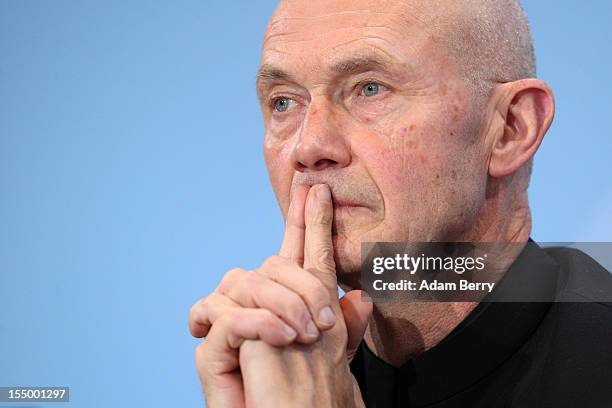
top-left (364, 175), bottom-right (532, 367)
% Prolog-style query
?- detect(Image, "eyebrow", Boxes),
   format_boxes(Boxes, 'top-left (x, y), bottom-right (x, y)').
top-left (256, 53), bottom-right (398, 98)
top-left (256, 65), bottom-right (295, 84)
top-left (330, 54), bottom-right (390, 75)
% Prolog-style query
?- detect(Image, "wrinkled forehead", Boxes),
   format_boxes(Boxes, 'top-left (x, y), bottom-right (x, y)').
top-left (261, 0), bottom-right (446, 79)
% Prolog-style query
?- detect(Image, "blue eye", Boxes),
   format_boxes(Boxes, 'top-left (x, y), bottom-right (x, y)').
top-left (362, 82), bottom-right (380, 97)
top-left (273, 97), bottom-right (295, 112)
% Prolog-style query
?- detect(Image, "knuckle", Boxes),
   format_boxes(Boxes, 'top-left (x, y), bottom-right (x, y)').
top-left (188, 302), bottom-right (200, 323)
top-left (224, 308), bottom-right (242, 323)
top-left (189, 297), bottom-right (209, 322)
top-left (313, 247), bottom-right (335, 270)
top-left (225, 267), bottom-right (246, 281)
top-left (215, 309), bottom-right (238, 328)
top-left (217, 267), bottom-right (246, 292)
top-left (259, 255), bottom-right (291, 281)
top-left (303, 279), bottom-right (331, 306)
top-left (258, 264), bottom-right (278, 281)
top-left (188, 316), bottom-right (202, 338)
top-left (196, 295), bottom-right (215, 317)
top-left (188, 298), bottom-right (214, 338)
top-left (258, 309), bottom-right (278, 327)
top-left (211, 312), bottom-right (241, 337)
top-left (282, 292), bottom-right (308, 316)
top-left (262, 255), bottom-right (284, 269)
top-left (311, 207), bottom-right (332, 226)
top-left (243, 270), bottom-right (265, 287)
top-left (201, 293), bottom-right (227, 318)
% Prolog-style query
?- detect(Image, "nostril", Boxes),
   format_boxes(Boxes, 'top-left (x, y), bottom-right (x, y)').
top-left (314, 158), bottom-right (337, 170)
top-left (294, 155), bottom-right (341, 173)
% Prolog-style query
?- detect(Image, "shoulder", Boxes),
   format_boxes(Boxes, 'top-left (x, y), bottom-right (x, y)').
top-left (543, 245), bottom-right (612, 303)
top-left (524, 246), bottom-right (612, 405)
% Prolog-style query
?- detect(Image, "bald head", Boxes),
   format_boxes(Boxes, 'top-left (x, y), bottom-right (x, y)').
top-left (438, 0), bottom-right (536, 97)
top-left (267, 0), bottom-right (536, 99)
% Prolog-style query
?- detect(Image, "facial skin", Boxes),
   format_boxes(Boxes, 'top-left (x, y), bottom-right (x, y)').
top-left (259, 0), bottom-right (489, 281)
top-left (257, 0), bottom-right (554, 363)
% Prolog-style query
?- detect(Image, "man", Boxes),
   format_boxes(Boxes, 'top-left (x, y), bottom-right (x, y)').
top-left (189, 0), bottom-right (612, 406)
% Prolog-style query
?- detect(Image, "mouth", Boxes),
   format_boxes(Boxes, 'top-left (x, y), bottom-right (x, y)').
top-left (332, 198), bottom-right (370, 211)
top-left (330, 197), bottom-right (373, 237)
top-left (332, 194), bottom-right (377, 238)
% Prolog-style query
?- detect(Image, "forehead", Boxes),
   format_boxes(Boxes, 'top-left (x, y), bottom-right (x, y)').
top-left (261, 0), bottom-right (443, 79)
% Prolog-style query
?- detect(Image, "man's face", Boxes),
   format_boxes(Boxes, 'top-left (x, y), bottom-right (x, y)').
top-left (258, 0), bottom-right (490, 278)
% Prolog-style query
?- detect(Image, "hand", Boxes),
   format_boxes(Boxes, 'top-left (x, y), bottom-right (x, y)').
top-left (239, 184), bottom-right (372, 407)
top-left (190, 184), bottom-right (372, 407)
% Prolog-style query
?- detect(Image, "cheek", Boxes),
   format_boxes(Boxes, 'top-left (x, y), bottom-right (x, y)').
top-left (354, 125), bottom-right (436, 227)
top-left (357, 124), bottom-right (441, 190)
top-left (354, 113), bottom-right (475, 219)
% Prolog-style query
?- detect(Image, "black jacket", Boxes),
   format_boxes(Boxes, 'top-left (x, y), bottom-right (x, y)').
top-left (350, 241), bottom-right (612, 407)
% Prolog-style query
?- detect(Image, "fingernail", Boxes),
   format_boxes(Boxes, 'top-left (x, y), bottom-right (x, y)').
top-left (283, 324), bottom-right (297, 339)
top-left (306, 320), bottom-right (319, 337)
top-left (317, 184), bottom-right (331, 202)
top-left (318, 306), bottom-right (336, 326)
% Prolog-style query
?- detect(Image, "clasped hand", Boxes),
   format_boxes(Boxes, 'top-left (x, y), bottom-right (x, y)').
top-left (189, 184), bottom-right (372, 407)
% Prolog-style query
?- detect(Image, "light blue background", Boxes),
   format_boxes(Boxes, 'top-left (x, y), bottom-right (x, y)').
top-left (1, 1), bottom-right (610, 407)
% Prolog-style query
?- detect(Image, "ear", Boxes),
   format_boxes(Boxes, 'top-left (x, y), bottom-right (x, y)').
top-left (489, 79), bottom-right (555, 178)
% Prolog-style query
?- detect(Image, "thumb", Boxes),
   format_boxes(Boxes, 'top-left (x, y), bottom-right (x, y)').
top-left (340, 290), bottom-right (373, 363)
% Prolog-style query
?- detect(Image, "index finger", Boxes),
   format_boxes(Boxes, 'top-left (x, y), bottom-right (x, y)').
top-left (303, 184), bottom-right (338, 296)
top-left (278, 184), bottom-right (309, 265)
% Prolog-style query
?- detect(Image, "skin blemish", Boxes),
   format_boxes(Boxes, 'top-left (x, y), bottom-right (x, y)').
top-left (439, 83), bottom-right (448, 96)
top-left (451, 104), bottom-right (460, 123)
top-left (409, 124), bottom-right (416, 131)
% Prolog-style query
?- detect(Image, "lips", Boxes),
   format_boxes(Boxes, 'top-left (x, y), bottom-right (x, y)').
top-left (329, 194), bottom-right (378, 237)
top-left (331, 198), bottom-right (370, 236)
top-left (332, 197), bottom-right (370, 210)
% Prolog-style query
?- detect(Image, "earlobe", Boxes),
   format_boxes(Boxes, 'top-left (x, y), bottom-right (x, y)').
top-left (489, 80), bottom-right (555, 178)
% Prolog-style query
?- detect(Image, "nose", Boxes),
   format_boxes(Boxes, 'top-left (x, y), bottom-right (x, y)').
top-left (292, 101), bottom-right (351, 173)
